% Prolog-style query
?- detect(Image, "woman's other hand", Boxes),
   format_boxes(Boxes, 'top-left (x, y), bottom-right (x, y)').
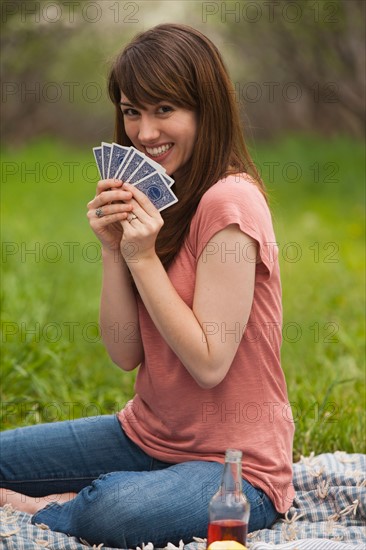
top-left (120, 183), bottom-right (164, 264)
top-left (87, 179), bottom-right (134, 252)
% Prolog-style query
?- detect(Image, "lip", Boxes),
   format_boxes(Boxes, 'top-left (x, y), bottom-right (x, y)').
top-left (144, 144), bottom-right (174, 163)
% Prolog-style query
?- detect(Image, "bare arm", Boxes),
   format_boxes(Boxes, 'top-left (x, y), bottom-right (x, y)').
top-left (129, 226), bottom-right (255, 388)
top-left (99, 248), bottom-right (143, 370)
top-left (87, 179), bottom-right (144, 371)
top-left (120, 183), bottom-right (256, 388)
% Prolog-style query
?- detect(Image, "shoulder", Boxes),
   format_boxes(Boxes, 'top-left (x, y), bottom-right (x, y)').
top-left (187, 174), bottom-right (278, 279)
top-left (198, 173), bottom-right (267, 211)
top-left (195, 173), bottom-right (270, 224)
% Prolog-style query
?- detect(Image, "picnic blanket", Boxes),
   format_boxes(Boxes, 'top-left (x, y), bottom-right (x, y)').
top-left (1, 452), bottom-right (365, 550)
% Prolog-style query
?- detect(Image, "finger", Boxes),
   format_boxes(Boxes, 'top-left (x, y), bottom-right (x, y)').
top-left (88, 188), bottom-right (133, 210)
top-left (122, 183), bottom-right (160, 217)
top-left (96, 178), bottom-right (123, 195)
top-left (87, 202), bottom-right (133, 220)
top-left (120, 217), bottom-right (138, 237)
top-left (124, 197), bottom-right (151, 224)
top-left (89, 210), bottom-right (130, 228)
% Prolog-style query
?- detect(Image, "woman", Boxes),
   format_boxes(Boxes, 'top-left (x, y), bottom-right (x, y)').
top-left (0, 24), bottom-right (295, 548)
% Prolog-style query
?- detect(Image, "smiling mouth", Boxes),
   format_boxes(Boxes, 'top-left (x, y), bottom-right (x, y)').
top-left (145, 143), bottom-right (174, 157)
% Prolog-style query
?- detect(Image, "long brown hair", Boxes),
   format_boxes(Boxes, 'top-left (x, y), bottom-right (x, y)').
top-left (108, 23), bottom-right (266, 270)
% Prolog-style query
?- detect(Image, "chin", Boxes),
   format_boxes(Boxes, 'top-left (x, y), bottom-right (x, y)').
top-left (164, 164), bottom-right (175, 177)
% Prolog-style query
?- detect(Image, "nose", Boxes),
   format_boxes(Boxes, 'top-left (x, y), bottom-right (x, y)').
top-left (138, 114), bottom-right (160, 144)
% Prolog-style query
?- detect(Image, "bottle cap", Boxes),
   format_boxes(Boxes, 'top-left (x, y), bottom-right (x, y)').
top-left (225, 449), bottom-right (242, 461)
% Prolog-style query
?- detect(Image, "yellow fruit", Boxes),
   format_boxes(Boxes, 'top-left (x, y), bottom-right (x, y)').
top-left (207, 541), bottom-right (247, 550)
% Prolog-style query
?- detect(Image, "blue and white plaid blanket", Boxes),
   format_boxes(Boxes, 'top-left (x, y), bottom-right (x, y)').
top-left (1, 452), bottom-right (365, 550)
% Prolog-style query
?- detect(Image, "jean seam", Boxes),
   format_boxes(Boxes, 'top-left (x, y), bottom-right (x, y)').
top-left (4, 475), bottom-right (103, 483)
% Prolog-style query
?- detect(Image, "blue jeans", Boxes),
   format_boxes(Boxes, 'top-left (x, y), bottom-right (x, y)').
top-left (0, 415), bottom-right (279, 548)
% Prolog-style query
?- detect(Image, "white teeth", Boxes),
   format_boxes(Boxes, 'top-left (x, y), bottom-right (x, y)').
top-left (146, 143), bottom-right (173, 157)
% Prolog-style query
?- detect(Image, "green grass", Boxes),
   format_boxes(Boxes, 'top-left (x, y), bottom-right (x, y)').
top-left (1, 135), bottom-right (365, 460)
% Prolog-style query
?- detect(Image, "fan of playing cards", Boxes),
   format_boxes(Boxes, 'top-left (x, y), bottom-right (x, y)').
top-left (92, 142), bottom-right (178, 212)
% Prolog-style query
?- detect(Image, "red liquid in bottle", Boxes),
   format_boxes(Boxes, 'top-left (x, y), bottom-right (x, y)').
top-left (207, 519), bottom-right (248, 546)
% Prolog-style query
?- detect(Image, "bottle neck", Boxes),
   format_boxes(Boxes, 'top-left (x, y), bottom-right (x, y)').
top-left (221, 457), bottom-right (242, 494)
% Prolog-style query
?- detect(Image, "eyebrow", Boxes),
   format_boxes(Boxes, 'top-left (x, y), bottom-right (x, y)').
top-left (119, 101), bottom-right (148, 111)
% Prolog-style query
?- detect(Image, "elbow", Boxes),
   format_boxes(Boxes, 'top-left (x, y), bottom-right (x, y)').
top-left (115, 359), bottom-right (140, 372)
top-left (109, 352), bottom-right (143, 372)
top-left (196, 378), bottom-right (219, 390)
top-left (193, 362), bottom-right (230, 390)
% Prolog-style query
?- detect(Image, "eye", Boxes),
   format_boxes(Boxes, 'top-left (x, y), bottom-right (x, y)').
top-left (157, 105), bottom-right (173, 114)
top-left (121, 107), bottom-right (139, 117)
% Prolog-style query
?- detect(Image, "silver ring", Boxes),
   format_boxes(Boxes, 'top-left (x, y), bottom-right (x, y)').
top-left (95, 208), bottom-right (104, 218)
top-left (128, 214), bottom-right (138, 223)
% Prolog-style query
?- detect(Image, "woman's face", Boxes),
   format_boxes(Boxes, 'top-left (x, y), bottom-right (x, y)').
top-left (120, 95), bottom-right (198, 178)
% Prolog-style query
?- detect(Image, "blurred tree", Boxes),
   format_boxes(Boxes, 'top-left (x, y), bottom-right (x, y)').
top-left (1, 0), bottom-right (88, 145)
top-left (0, 0), bottom-right (138, 146)
top-left (188, 0), bottom-right (365, 139)
top-left (1, 0), bottom-right (365, 145)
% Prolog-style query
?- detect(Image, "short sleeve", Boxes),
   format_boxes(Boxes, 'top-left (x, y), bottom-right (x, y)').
top-left (188, 175), bottom-right (279, 280)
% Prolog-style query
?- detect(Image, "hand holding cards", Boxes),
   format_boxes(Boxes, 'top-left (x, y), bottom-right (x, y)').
top-left (92, 142), bottom-right (178, 212)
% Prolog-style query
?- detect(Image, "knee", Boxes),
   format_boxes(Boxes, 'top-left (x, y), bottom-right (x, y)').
top-left (79, 473), bottom-right (141, 512)
top-left (70, 474), bottom-right (141, 546)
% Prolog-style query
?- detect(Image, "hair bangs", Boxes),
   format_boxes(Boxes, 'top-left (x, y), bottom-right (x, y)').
top-left (113, 44), bottom-right (197, 110)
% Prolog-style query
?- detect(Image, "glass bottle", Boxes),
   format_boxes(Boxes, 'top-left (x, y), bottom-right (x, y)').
top-left (207, 449), bottom-right (250, 547)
